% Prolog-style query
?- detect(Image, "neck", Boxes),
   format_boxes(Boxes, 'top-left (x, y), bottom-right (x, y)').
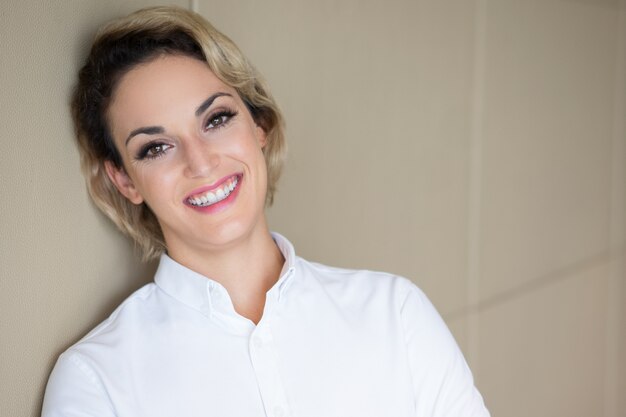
top-left (165, 222), bottom-right (285, 324)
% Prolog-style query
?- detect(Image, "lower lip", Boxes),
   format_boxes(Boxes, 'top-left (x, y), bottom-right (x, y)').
top-left (185, 175), bottom-right (242, 214)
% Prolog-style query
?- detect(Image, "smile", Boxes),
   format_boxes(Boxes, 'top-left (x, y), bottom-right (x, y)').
top-left (186, 175), bottom-right (240, 207)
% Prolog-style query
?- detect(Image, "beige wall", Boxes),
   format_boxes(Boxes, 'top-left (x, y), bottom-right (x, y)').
top-left (1, 1), bottom-right (624, 416)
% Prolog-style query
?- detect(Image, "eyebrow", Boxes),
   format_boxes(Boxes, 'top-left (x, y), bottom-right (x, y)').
top-left (195, 92), bottom-right (232, 116)
top-left (124, 92), bottom-right (233, 146)
top-left (125, 126), bottom-right (164, 146)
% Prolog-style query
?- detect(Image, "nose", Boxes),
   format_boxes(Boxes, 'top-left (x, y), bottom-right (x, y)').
top-left (182, 138), bottom-right (220, 178)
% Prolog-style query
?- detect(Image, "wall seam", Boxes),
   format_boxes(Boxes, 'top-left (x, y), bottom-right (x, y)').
top-left (604, 1), bottom-right (626, 416)
top-left (446, 249), bottom-right (612, 321)
top-left (467, 0), bottom-right (487, 376)
top-left (189, 0), bottom-right (199, 13)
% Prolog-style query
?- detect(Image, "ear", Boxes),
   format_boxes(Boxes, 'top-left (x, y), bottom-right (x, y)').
top-left (255, 124), bottom-right (268, 149)
top-left (104, 160), bottom-right (144, 205)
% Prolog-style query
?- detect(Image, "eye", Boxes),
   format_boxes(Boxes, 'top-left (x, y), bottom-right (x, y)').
top-left (136, 142), bottom-right (171, 160)
top-left (205, 109), bottom-right (237, 130)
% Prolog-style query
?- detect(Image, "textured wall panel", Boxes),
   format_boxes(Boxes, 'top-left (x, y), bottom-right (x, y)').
top-left (479, 0), bottom-right (617, 302)
top-left (0, 1), bottom-right (188, 416)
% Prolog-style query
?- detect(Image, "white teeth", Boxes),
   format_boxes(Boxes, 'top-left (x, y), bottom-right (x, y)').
top-left (188, 176), bottom-right (239, 207)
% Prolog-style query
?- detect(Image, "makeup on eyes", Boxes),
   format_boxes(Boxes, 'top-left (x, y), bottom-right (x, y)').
top-left (203, 108), bottom-right (238, 131)
top-left (132, 106), bottom-right (239, 161)
top-left (135, 141), bottom-right (172, 160)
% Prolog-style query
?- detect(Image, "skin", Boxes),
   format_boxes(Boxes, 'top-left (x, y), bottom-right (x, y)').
top-left (105, 54), bottom-right (284, 324)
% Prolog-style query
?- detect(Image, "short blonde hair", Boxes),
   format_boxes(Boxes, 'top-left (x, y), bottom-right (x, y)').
top-left (72, 6), bottom-right (286, 261)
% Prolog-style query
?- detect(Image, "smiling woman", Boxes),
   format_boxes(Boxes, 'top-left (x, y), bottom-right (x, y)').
top-left (105, 55), bottom-right (272, 271)
top-left (42, 6), bottom-right (489, 417)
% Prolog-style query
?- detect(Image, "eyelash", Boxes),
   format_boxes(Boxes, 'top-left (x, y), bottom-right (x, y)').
top-left (204, 108), bottom-right (238, 131)
top-left (135, 108), bottom-right (239, 161)
top-left (136, 142), bottom-right (171, 161)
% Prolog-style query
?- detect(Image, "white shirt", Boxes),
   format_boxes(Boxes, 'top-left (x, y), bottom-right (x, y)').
top-left (42, 233), bottom-right (489, 417)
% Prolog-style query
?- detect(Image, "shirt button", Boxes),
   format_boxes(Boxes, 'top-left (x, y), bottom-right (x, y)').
top-left (274, 406), bottom-right (285, 417)
top-left (253, 336), bottom-right (263, 349)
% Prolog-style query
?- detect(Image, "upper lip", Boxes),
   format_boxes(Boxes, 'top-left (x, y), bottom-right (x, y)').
top-left (183, 173), bottom-right (241, 201)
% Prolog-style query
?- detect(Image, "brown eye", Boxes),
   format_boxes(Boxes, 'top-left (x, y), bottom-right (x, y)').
top-left (136, 142), bottom-right (171, 160)
top-left (147, 144), bottom-right (165, 156)
top-left (205, 110), bottom-right (237, 130)
top-left (207, 115), bottom-right (227, 128)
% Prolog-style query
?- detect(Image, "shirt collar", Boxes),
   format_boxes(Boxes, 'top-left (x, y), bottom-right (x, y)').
top-left (271, 231), bottom-right (297, 295)
top-left (154, 232), bottom-right (297, 317)
top-left (153, 254), bottom-right (212, 317)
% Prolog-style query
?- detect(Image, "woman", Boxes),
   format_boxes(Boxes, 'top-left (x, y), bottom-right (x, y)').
top-left (43, 6), bottom-right (489, 417)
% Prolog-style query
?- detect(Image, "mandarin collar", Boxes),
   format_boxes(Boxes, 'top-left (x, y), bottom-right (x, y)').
top-left (154, 232), bottom-right (297, 318)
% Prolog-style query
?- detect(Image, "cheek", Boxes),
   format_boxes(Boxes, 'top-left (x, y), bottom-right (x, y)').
top-left (224, 132), bottom-right (267, 168)
top-left (133, 165), bottom-right (179, 203)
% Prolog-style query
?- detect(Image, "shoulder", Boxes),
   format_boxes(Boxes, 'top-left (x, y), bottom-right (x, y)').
top-left (42, 283), bottom-right (160, 416)
top-left (60, 283), bottom-right (165, 363)
top-left (294, 256), bottom-right (422, 311)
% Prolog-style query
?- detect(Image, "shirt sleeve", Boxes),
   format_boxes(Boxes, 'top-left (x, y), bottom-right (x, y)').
top-left (41, 351), bottom-right (117, 417)
top-left (399, 282), bottom-right (490, 417)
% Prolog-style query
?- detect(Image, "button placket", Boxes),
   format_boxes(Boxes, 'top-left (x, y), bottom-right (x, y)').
top-left (274, 405), bottom-right (285, 417)
top-left (253, 335), bottom-right (263, 350)
top-left (249, 323), bottom-right (291, 417)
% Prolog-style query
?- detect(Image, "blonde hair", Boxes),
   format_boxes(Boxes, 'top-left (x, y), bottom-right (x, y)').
top-left (72, 6), bottom-right (286, 261)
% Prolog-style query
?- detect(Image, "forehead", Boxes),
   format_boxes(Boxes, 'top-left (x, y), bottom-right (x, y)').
top-left (108, 54), bottom-right (237, 133)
